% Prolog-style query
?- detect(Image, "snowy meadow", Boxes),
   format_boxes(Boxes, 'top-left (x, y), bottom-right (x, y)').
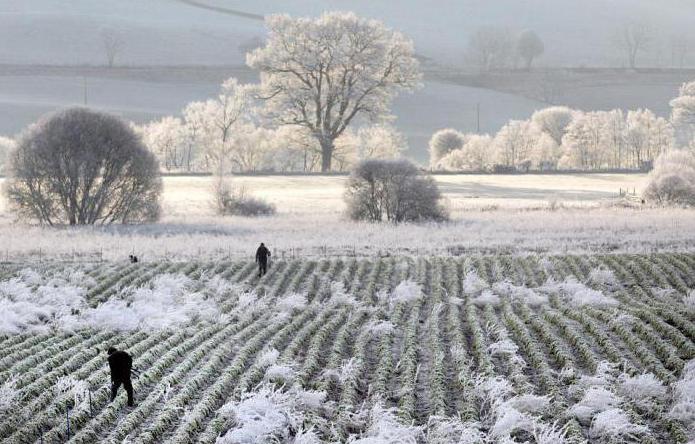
top-left (2, 173), bottom-right (693, 262)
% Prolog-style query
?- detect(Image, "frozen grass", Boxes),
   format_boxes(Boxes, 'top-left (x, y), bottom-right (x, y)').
top-left (0, 175), bottom-right (692, 261)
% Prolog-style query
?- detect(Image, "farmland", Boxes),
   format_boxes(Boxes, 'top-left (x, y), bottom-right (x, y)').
top-left (2, 253), bottom-right (695, 442)
top-left (5, 173), bottom-right (695, 263)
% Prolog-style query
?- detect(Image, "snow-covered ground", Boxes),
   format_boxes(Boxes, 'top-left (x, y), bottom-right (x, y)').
top-left (1, 174), bottom-right (693, 261)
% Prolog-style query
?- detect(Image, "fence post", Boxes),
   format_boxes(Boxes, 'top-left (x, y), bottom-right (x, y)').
top-left (89, 389), bottom-right (93, 418)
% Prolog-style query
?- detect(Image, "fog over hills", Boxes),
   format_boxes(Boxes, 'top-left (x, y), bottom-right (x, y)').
top-left (1, 0), bottom-right (694, 161)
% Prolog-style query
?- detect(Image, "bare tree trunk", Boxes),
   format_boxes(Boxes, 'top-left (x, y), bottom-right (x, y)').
top-left (320, 138), bottom-right (334, 172)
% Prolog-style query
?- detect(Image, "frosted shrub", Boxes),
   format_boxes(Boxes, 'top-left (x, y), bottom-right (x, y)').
top-left (643, 150), bottom-right (695, 206)
top-left (345, 159), bottom-right (448, 223)
top-left (329, 282), bottom-right (359, 306)
top-left (213, 178), bottom-right (276, 217)
top-left (589, 408), bottom-right (648, 440)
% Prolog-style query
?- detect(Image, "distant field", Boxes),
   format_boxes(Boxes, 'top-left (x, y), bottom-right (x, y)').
top-left (1, 173), bottom-right (694, 261)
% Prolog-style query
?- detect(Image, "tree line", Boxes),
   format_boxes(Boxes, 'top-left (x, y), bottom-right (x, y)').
top-left (431, 81), bottom-right (695, 172)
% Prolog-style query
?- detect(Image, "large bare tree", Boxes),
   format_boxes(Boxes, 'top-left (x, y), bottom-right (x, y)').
top-left (248, 12), bottom-right (421, 172)
top-left (4, 108), bottom-right (162, 225)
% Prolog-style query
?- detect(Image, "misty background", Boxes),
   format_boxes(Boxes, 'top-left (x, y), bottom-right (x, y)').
top-left (1, 0), bottom-right (694, 162)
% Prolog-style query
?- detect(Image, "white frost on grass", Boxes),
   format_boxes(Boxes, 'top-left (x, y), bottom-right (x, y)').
top-left (216, 384), bottom-right (324, 444)
top-left (488, 339), bottom-right (519, 357)
top-left (471, 289), bottom-right (500, 307)
top-left (0, 271), bottom-right (222, 333)
top-left (328, 281), bottom-right (359, 307)
top-left (589, 408), bottom-right (648, 441)
top-left (275, 293), bottom-right (307, 314)
top-left (569, 386), bottom-right (620, 424)
top-left (0, 377), bottom-right (19, 413)
top-left (670, 359), bottom-right (695, 431)
top-left (492, 281), bottom-right (548, 306)
top-left (618, 373), bottom-right (666, 403)
top-left (684, 290), bottom-right (695, 308)
top-left (347, 403), bottom-right (423, 443)
top-left (462, 269), bottom-right (489, 294)
top-left (54, 376), bottom-right (90, 411)
top-left (541, 276), bottom-right (617, 306)
top-left (87, 273), bottom-right (221, 331)
top-left (367, 320), bottom-right (395, 336)
top-left (391, 280), bottom-right (422, 304)
top-left (588, 267), bottom-right (618, 288)
top-left (0, 277), bottom-right (87, 333)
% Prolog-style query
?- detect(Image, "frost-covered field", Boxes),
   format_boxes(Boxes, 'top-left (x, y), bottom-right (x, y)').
top-left (2, 174), bottom-right (695, 261)
top-left (2, 254), bottom-right (695, 442)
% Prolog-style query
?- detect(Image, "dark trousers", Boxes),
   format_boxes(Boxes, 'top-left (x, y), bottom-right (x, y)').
top-left (258, 260), bottom-right (267, 277)
top-left (111, 378), bottom-right (134, 406)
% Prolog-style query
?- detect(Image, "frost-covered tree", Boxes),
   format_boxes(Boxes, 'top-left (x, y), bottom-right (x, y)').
top-left (182, 78), bottom-right (251, 174)
top-left (531, 106), bottom-right (575, 146)
top-left (436, 134), bottom-right (492, 171)
top-left (671, 81), bottom-right (695, 149)
top-left (516, 30), bottom-right (544, 70)
top-left (345, 159), bottom-right (447, 223)
top-left (625, 109), bottom-right (672, 167)
top-left (248, 12), bottom-right (421, 172)
top-left (493, 120), bottom-right (538, 168)
top-left (356, 125), bottom-right (407, 161)
top-left (140, 117), bottom-right (195, 172)
top-left (4, 108), bottom-right (162, 225)
top-left (0, 136), bottom-right (15, 175)
top-left (643, 149), bottom-right (695, 206)
top-left (468, 26), bottom-right (513, 72)
top-left (614, 22), bottom-right (652, 69)
top-left (560, 112), bottom-right (606, 169)
top-left (429, 129), bottom-right (467, 167)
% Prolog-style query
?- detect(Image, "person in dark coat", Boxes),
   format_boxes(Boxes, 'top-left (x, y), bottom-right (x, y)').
top-left (107, 347), bottom-right (135, 406)
top-left (255, 243), bottom-right (271, 277)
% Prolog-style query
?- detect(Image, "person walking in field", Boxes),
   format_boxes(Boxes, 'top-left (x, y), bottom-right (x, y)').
top-left (107, 347), bottom-right (135, 407)
top-left (256, 242), bottom-right (271, 277)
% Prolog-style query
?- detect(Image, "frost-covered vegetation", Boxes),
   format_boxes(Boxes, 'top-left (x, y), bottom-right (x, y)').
top-left (2, 253), bottom-right (695, 443)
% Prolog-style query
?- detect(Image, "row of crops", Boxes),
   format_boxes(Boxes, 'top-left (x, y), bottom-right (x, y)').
top-left (1, 253), bottom-right (695, 443)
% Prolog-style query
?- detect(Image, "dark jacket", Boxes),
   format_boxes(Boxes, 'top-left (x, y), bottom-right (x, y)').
top-left (256, 245), bottom-right (271, 263)
top-left (108, 350), bottom-right (132, 381)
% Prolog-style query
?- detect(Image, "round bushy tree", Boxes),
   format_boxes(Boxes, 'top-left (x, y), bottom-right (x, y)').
top-left (4, 108), bottom-right (162, 225)
top-left (643, 150), bottom-right (695, 206)
top-left (345, 159), bottom-right (448, 223)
